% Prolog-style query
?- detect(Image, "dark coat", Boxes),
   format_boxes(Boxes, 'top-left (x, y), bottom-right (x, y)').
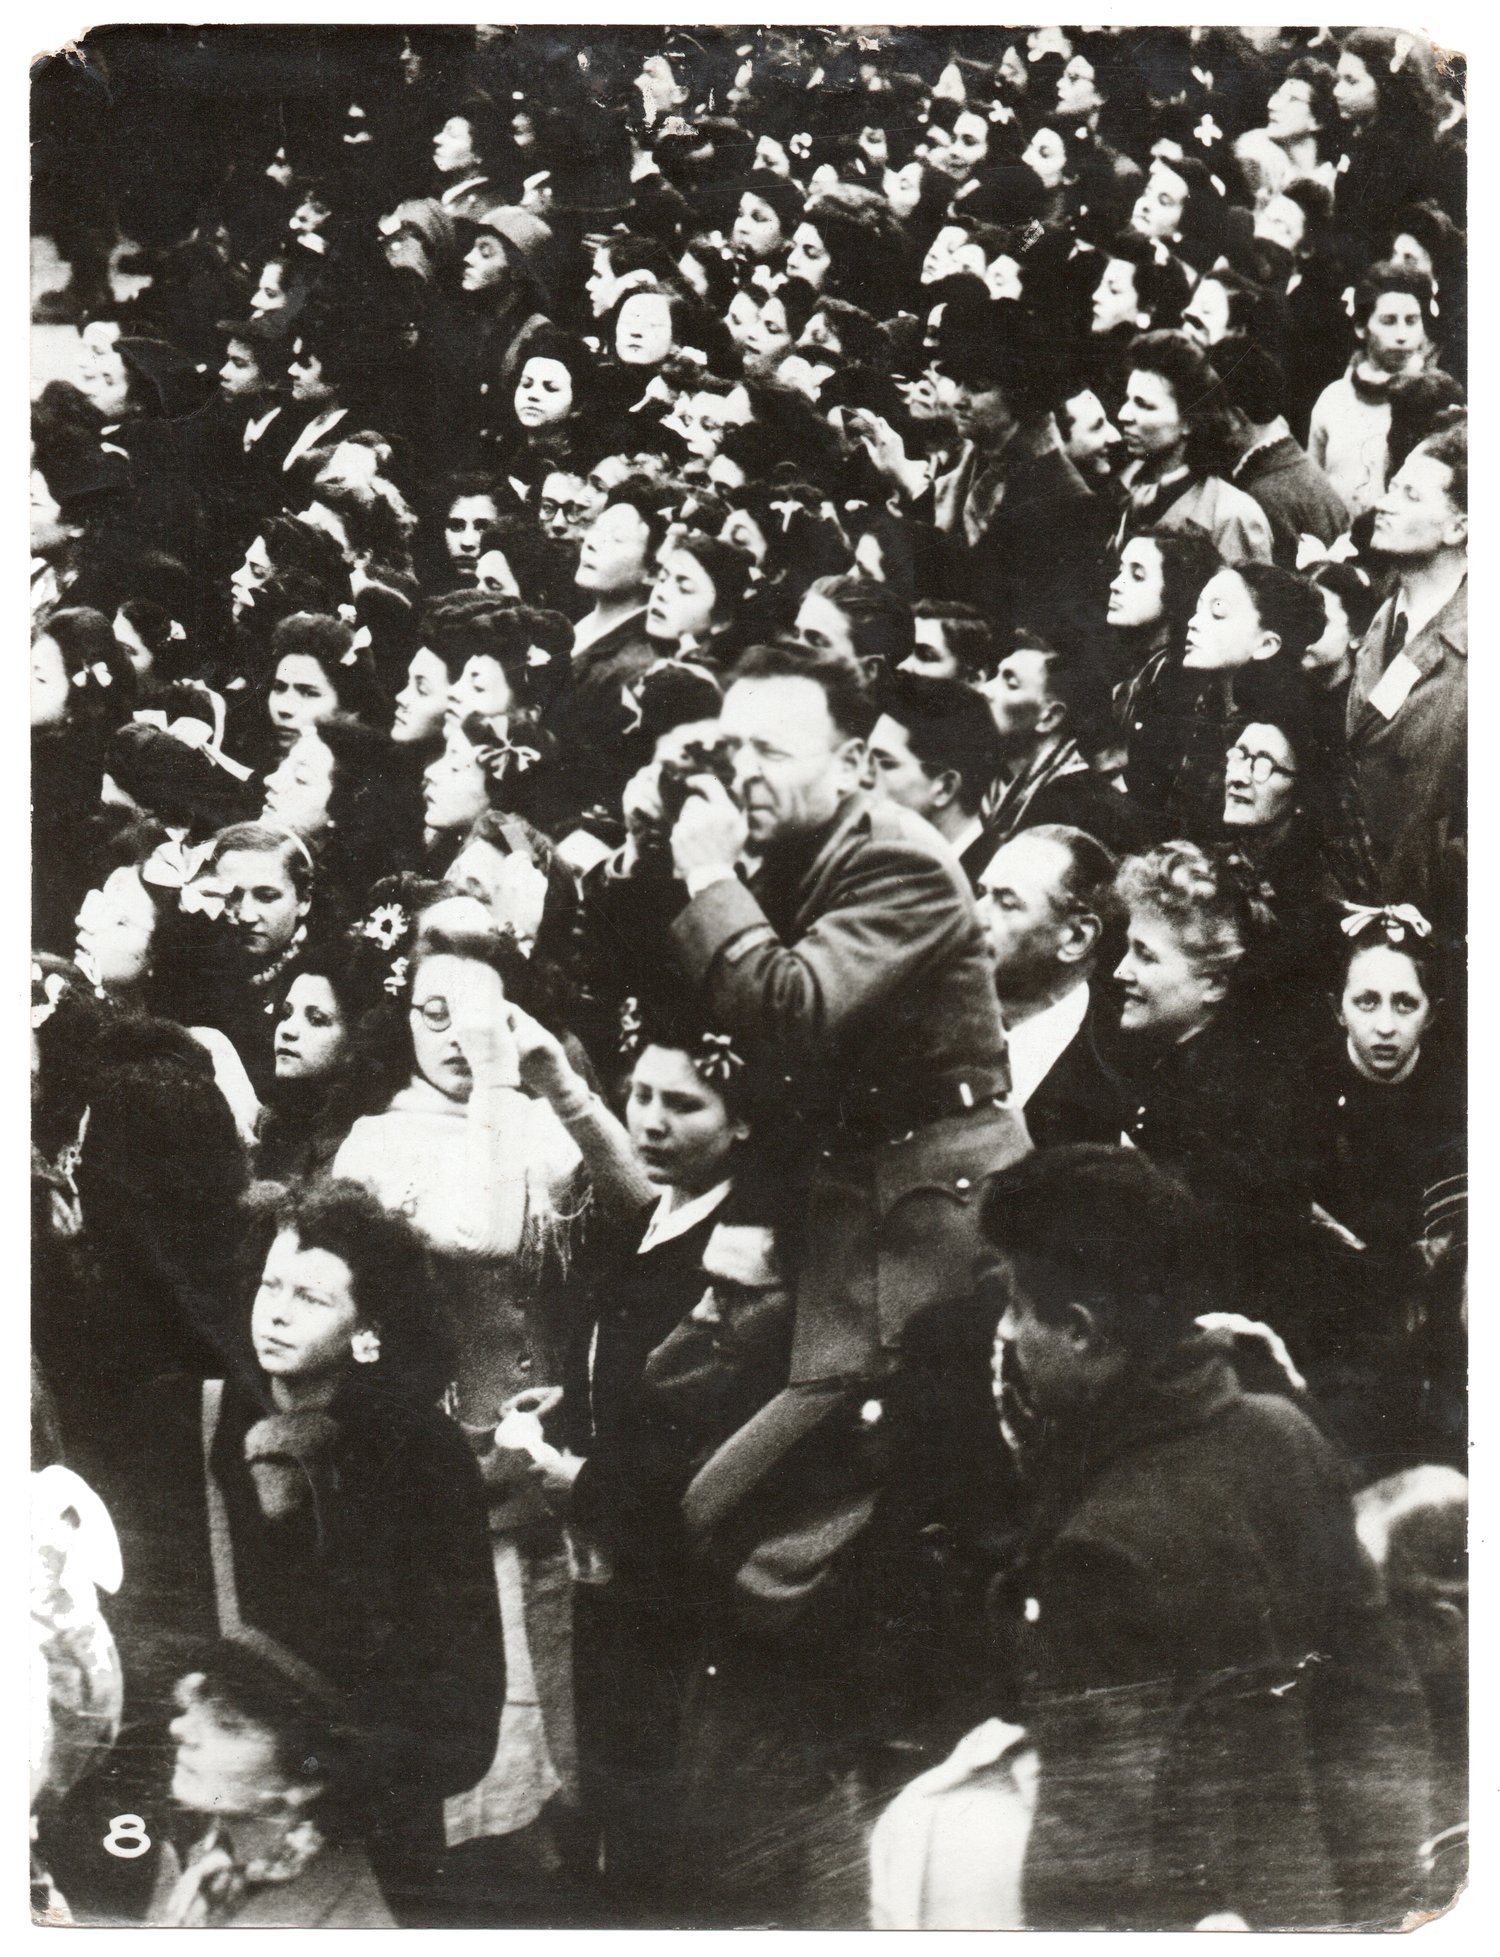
top-left (671, 792), bottom-right (1030, 1380)
top-left (1021, 996), bottom-right (1131, 1150)
top-left (111, 1371), bottom-right (503, 1857)
top-left (1016, 1346), bottom-right (1434, 1929)
top-left (933, 421), bottom-right (1108, 648)
top-left (1233, 431), bottom-right (1350, 567)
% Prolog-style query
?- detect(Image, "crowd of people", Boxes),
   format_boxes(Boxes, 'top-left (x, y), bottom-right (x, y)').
top-left (30, 23), bottom-right (1466, 1931)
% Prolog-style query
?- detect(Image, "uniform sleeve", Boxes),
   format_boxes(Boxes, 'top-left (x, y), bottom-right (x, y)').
top-left (670, 839), bottom-right (973, 1050)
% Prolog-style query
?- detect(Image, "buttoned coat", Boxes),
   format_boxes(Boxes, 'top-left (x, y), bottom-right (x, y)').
top-left (671, 793), bottom-right (1030, 1381)
top-left (1346, 580), bottom-right (1466, 925)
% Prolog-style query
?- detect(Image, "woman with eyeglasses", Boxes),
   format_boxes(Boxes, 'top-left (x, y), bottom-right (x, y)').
top-left (331, 923), bottom-right (596, 1862)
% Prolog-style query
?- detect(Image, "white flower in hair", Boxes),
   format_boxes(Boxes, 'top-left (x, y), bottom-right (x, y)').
top-left (363, 903), bottom-right (408, 950)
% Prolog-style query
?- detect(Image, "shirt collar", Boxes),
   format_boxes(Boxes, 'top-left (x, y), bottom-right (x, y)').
top-left (1004, 981), bottom-right (1091, 1108)
top-left (638, 1179), bottom-right (731, 1254)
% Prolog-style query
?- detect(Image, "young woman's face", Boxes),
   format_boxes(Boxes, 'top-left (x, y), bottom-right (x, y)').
top-left (1339, 944), bottom-right (1432, 1079)
top-left (409, 951), bottom-right (484, 1098)
top-left (733, 192), bottom-right (784, 260)
top-left (577, 500), bottom-right (652, 596)
top-left (1254, 194), bottom-right (1307, 255)
top-left (231, 535), bottom-right (273, 617)
top-left (393, 646), bottom-right (453, 745)
top-left (726, 288), bottom-right (761, 352)
top-left (274, 972), bottom-right (348, 1081)
top-left (1023, 126), bottom-right (1068, 189)
top-left (78, 347), bottom-right (131, 420)
top-left (1091, 258), bottom-right (1142, 335)
top-left (626, 1043), bottom-right (743, 1193)
top-left (1223, 721), bottom-right (1300, 832)
top-left (1184, 275), bottom-right (1232, 348)
top-left (422, 731), bottom-right (490, 835)
top-left (514, 355), bottom-right (574, 429)
top-left (755, 134), bottom-right (791, 177)
top-left (218, 337), bottom-right (266, 400)
top-left (445, 493), bottom-right (499, 573)
top-left (743, 295), bottom-right (793, 366)
top-left (287, 341), bottom-right (333, 404)
top-left (475, 547), bottom-right (521, 598)
top-left (647, 546), bottom-right (720, 644)
top-left (1115, 905), bottom-right (1224, 1040)
top-left (252, 1227), bottom-right (361, 1383)
top-left (1185, 568), bottom-right (1271, 671)
top-left (462, 231), bottom-right (511, 294)
top-left (1131, 161), bottom-right (1189, 242)
top-left (615, 291), bottom-right (674, 366)
top-left (1361, 290), bottom-right (1429, 371)
top-left (448, 651), bottom-right (514, 727)
top-left (787, 222), bottom-right (831, 291)
top-left (74, 867), bottom-right (156, 994)
top-left (922, 225), bottom-right (985, 286)
top-left (986, 252), bottom-right (1024, 302)
top-left (113, 610), bottom-right (155, 677)
top-left (30, 633), bottom-right (71, 729)
top-left (1304, 586), bottom-right (1354, 684)
top-left (1334, 51), bottom-right (1379, 124)
top-left (1267, 77), bottom-right (1320, 141)
top-left (719, 507), bottom-right (769, 565)
top-left (433, 114), bottom-right (478, 174)
top-left (931, 111), bottom-right (990, 182)
top-left (1057, 53), bottom-right (1102, 117)
top-left (169, 1694), bottom-right (294, 1819)
top-left (1117, 367), bottom-right (1185, 463)
top-left (216, 846), bottom-right (307, 962)
top-left (269, 653), bottom-right (341, 749)
top-left (883, 161), bottom-right (924, 219)
top-left (586, 246), bottom-right (620, 318)
top-left (250, 260), bottom-right (286, 316)
top-left (1106, 536), bottom-right (1166, 630)
top-left (262, 728), bottom-right (337, 838)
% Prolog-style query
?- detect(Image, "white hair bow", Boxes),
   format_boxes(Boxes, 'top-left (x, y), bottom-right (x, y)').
top-left (133, 703), bottom-right (254, 782)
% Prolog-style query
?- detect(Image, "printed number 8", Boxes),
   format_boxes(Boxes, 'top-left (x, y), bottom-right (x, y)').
top-left (103, 1815), bottom-right (151, 1858)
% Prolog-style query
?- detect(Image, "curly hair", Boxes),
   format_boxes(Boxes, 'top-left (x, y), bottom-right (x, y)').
top-left (1125, 330), bottom-right (1244, 478)
top-left (257, 1176), bottom-right (455, 1405)
top-left (1114, 840), bottom-right (1252, 981)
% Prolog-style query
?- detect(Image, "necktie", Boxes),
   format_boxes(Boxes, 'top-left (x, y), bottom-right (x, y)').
top-left (1385, 608), bottom-right (1409, 668)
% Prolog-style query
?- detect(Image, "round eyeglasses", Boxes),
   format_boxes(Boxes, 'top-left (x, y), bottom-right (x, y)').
top-left (1226, 744), bottom-right (1297, 785)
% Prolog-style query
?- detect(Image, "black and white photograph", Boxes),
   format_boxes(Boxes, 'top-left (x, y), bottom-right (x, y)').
top-left (28, 18), bottom-right (1468, 1931)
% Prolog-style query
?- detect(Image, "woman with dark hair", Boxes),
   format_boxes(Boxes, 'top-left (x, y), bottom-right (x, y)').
top-left (147, 1638), bottom-right (393, 1927)
top-left (255, 938), bottom-right (391, 1185)
top-left (34, 1005), bottom-right (252, 1474)
top-left (729, 169), bottom-right (805, 268)
top-left (1332, 28), bottom-right (1446, 253)
top-left (474, 512), bottom-right (575, 614)
top-left (330, 925), bottom-right (606, 1858)
top-left (1219, 656), bottom-right (1372, 925)
top-left (644, 527), bottom-right (759, 672)
top-left (113, 1176), bottom-right (503, 1922)
top-left (261, 716), bottom-right (424, 914)
top-left (1307, 261), bottom-right (1437, 520)
top-left (1114, 330), bottom-right (1275, 562)
top-left (1151, 557), bottom-right (1327, 839)
top-left (33, 608), bottom-right (140, 954)
top-left (1128, 152), bottom-right (1227, 275)
top-left (1104, 524), bottom-right (1224, 804)
top-left (1235, 57), bottom-right (1342, 203)
top-left (1303, 557), bottom-right (1381, 710)
top-left (458, 204), bottom-right (557, 433)
top-left (418, 472), bottom-right (510, 589)
top-left (786, 184), bottom-right (911, 317)
top-left (1300, 905), bottom-right (1462, 1472)
top-left (264, 610), bottom-right (387, 755)
top-left (500, 326), bottom-right (600, 483)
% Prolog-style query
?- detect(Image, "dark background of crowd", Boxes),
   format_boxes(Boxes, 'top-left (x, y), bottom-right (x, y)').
top-left (30, 22), bottom-right (1466, 1936)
